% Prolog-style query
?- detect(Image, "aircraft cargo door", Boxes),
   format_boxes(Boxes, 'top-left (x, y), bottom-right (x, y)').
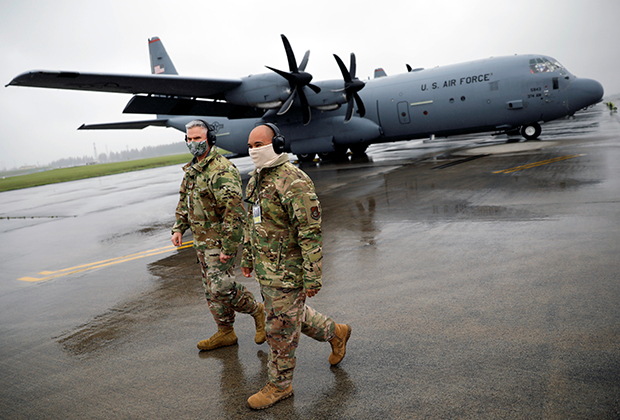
top-left (397, 101), bottom-right (410, 124)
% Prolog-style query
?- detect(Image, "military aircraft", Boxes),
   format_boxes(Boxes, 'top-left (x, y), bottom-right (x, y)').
top-left (7, 35), bottom-right (604, 162)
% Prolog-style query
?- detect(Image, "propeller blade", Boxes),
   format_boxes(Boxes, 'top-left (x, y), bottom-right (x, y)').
top-left (333, 54), bottom-right (351, 83)
top-left (349, 53), bottom-right (357, 79)
top-left (344, 98), bottom-right (354, 122)
top-left (298, 88), bottom-right (311, 125)
top-left (307, 83), bottom-right (321, 94)
top-left (354, 93), bottom-right (366, 118)
top-left (266, 66), bottom-right (295, 84)
top-left (278, 86), bottom-right (297, 115)
top-left (299, 50), bottom-right (310, 72)
top-left (280, 34), bottom-right (298, 72)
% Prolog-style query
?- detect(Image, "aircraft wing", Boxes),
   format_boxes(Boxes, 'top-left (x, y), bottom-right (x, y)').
top-left (7, 70), bottom-right (242, 99)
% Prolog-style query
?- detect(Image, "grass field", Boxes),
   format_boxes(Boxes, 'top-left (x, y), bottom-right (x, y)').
top-left (0, 153), bottom-right (193, 192)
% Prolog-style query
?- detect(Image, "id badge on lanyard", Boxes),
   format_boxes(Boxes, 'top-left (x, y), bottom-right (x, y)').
top-left (252, 202), bottom-right (262, 224)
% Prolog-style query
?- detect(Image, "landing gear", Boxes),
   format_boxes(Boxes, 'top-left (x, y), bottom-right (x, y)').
top-left (299, 145), bottom-right (366, 162)
top-left (520, 122), bottom-right (541, 140)
top-left (296, 153), bottom-right (316, 162)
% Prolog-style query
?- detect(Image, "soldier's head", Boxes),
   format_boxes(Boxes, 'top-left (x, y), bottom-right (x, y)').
top-left (248, 124), bottom-right (285, 152)
top-left (248, 125), bottom-right (273, 149)
top-left (248, 124), bottom-right (285, 169)
top-left (185, 120), bottom-right (216, 160)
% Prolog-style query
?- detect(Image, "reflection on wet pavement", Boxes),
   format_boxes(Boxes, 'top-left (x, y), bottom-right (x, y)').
top-left (56, 251), bottom-right (201, 357)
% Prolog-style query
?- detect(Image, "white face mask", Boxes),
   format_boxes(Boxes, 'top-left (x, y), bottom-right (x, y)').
top-left (249, 144), bottom-right (280, 169)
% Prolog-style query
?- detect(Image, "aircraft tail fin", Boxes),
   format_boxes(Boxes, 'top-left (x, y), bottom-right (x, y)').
top-left (148, 37), bottom-right (178, 75)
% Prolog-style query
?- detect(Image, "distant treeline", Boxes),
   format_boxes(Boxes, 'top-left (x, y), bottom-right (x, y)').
top-left (50, 142), bottom-right (189, 168)
top-left (0, 154), bottom-right (191, 192)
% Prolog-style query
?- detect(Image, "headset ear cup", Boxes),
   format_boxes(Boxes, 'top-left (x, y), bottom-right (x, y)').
top-left (272, 134), bottom-right (285, 153)
top-left (264, 123), bottom-right (285, 153)
top-left (196, 119), bottom-right (216, 146)
top-left (204, 122), bottom-right (216, 146)
top-left (207, 130), bottom-right (217, 146)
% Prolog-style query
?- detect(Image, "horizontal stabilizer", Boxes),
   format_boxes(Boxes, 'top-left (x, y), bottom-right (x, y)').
top-left (123, 95), bottom-right (265, 119)
top-left (78, 119), bottom-right (169, 130)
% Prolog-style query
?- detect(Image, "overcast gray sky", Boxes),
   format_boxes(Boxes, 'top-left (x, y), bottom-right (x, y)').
top-left (1, 0), bottom-right (618, 169)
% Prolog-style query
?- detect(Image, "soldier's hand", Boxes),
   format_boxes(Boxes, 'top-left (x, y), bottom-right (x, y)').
top-left (219, 252), bottom-right (233, 264)
top-left (171, 232), bottom-right (183, 247)
top-left (241, 267), bottom-right (253, 278)
top-left (306, 288), bottom-right (320, 298)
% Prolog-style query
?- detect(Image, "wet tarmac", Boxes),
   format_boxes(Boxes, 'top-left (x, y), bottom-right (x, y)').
top-left (1, 102), bottom-right (619, 419)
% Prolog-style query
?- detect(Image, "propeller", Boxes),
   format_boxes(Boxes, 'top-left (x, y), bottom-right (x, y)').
top-left (266, 34), bottom-right (321, 125)
top-left (333, 53), bottom-right (366, 122)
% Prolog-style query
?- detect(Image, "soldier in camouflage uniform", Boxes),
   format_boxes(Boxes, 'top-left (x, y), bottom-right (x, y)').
top-left (171, 120), bottom-right (266, 351)
top-left (241, 124), bottom-right (351, 410)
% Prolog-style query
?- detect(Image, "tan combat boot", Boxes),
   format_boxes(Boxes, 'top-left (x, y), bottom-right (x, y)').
top-left (253, 303), bottom-right (266, 345)
top-left (247, 382), bottom-right (294, 410)
top-left (328, 323), bottom-right (351, 365)
top-left (197, 326), bottom-right (237, 351)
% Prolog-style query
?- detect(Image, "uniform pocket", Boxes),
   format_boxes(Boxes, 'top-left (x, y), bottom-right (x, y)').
top-left (276, 236), bottom-right (285, 268)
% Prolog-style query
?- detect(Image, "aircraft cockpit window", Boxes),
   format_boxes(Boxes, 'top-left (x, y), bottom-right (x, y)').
top-left (530, 58), bottom-right (564, 74)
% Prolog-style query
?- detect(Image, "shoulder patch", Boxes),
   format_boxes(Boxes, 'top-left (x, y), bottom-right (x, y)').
top-left (310, 206), bottom-right (320, 220)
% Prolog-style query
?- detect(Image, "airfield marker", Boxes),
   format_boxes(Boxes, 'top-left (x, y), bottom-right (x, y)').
top-left (493, 154), bottom-right (585, 174)
top-left (18, 241), bottom-right (194, 282)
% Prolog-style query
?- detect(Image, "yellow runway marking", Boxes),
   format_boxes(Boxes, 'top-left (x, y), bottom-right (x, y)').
top-left (19, 241), bottom-right (193, 283)
top-left (493, 154), bottom-right (585, 174)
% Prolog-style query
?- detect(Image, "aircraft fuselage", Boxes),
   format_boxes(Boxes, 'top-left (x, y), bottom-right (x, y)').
top-left (175, 54), bottom-right (603, 156)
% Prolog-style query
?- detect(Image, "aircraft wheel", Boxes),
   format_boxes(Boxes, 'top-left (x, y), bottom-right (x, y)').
top-left (520, 123), bottom-right (541, 140)
top-left (296, 153), bottom-right (316, 162)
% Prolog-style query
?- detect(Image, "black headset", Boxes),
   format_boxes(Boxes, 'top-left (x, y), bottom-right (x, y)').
top-left (185, 120), bottom-right (217, 146)
top-left (263, 123), bottom-right (285, 154)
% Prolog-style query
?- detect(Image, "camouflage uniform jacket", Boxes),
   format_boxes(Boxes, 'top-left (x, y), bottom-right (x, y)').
top-left (242, 154), bottom-right (323, 291)
top-left (171, 149), bottom-right (245, 255)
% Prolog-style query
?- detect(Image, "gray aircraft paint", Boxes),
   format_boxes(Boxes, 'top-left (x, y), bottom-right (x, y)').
top-left (8, 36), bottom-right (603, 159)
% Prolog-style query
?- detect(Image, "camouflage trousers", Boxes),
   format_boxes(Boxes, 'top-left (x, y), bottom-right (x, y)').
top-left (196, 249), bottom-right (260, 328)
top-left (261, 285), bottom-right (336, 389)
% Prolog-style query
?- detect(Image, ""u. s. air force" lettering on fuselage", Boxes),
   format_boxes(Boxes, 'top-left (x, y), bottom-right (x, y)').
top-left (421, 73), bottom-right (493, 91)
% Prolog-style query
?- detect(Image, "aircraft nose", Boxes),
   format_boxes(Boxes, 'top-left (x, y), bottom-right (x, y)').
top-left (566, 77), bottom-right (604, 113)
